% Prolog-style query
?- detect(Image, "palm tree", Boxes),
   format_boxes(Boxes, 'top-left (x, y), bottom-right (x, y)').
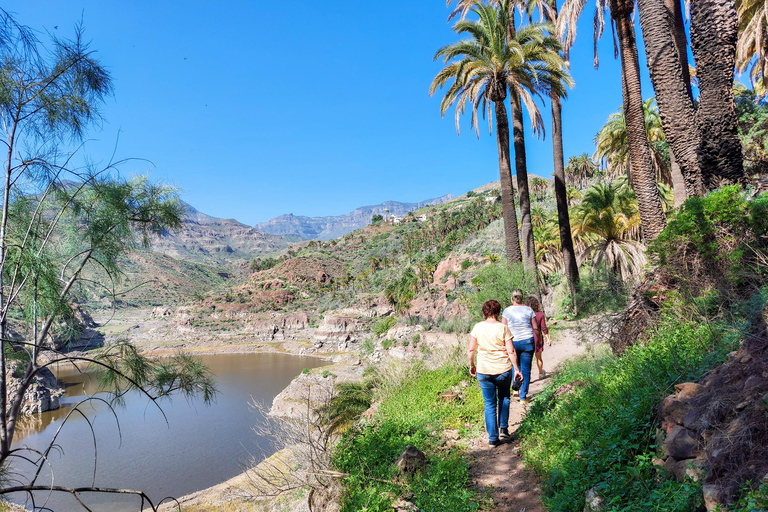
top-left (566, 153), bottom-right (598, 188)
top-left (446, 0), bottom-right (572, 277)
top-left (530, 204), bottom-right (548, 227)
top-left (530, 176), bottom-right (549, 201)
top-left (636, 0), bottom-right (704, 199)
top-left (580, 0), bottom-right (666, 239)
top-left (432, 3), bottom-right (568, 267)
top-left (431, 2), bottom-right (523, 263)
top-left (594, 99), bottom-right (673, 189)
top-left (572, 181), bottom-right (648, 281)
top-left (689, 0), bottom-right (747, 188)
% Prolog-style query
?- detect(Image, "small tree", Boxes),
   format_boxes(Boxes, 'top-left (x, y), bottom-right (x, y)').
top-left (0, 12), bottom-right (215, 510)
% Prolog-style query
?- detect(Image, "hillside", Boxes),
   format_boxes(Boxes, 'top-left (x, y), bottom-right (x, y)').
top-left (255, 195), bottom-right (454, 240)
top-left (151, 202), bottom-right (291, 265)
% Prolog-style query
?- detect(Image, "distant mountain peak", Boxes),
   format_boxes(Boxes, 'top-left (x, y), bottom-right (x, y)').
top-left (255, 194), bottom-right (454, 240)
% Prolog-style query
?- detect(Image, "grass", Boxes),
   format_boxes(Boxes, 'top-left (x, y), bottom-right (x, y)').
top-left (332, 362), bottom-right (485, 512)
top-left (518, 302), bottom-right (740, 512)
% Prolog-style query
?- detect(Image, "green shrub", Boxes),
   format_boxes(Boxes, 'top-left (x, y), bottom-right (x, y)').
top-left (725, 482), bottom-right (768, 511)
top-left (651, 186), bottom-right (768, 289)
top-left (322, 370), bottom-right (330, 378)
top-left (461, 258), bottom-right (473, 270)
top-left (381, 338), bottom-right (393, 350)
top-left (411, 334), bottom-right (420, 346)
top-left (384, 268), bottom-right (418, 314)
top-left (373, 316), bottom-right (397, 336)
top-left (470, 262), bottom-right (537, 319)
top-left (360, 337), bottom-right (376, 355)
top-left (402, 339), bottom-right (409, 347)
top-left (466, 190), bottom-right (475, 197)
top-left (301, 368), bottom-right (310, 375)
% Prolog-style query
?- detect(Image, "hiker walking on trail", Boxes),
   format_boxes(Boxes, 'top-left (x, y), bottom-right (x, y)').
top-left (526, 296), bottom-right (551, 377)
top-left (502, 290), bottom-right (538, 403)
top-left (468, 300), bottom-right (520, 446)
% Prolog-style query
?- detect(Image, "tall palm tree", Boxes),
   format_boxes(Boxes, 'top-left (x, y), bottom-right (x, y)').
top-left (606, 0), bottom-right (667, 239)
top-left (447, 0), bottom-right (572, 277)
top-left (432, 3), bottom-right (569, 266)
top-left (594, 99), bottom-right (674, 190)
top-left (431, 2), bottom-right (524, 262)
top-left (530, 176), bottom-right (549, 200)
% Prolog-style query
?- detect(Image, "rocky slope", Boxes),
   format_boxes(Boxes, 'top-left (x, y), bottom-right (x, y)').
top-left (255, 195), bottom-right (453, 240)
top-left (151, 202), bottom-right (291, 265)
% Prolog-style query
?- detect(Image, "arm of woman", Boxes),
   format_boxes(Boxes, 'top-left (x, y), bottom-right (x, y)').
top-left (505, 336), bottom-right (519, 375)
top-left (530, 314), bottom-right (538, 333)
top-left (541, 315), bottom-right (551, 345)
top-left (468, 335), bottom-right (478, 377)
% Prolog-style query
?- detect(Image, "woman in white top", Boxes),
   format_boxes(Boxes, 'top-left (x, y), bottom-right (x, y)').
top-left (467, 300), bottom-right (519, 446)
top-left (501, 289), bottom-right (538, 402)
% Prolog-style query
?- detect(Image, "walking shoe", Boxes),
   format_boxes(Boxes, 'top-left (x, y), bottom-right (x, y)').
top-left (488, 439), bottom-right (500, 447)
top-left (513, 390), bottom-right (519, 397)
top-left (499, 428), bottom-right (511, 439)
top-left (519, 397), bottom-right (530, 403)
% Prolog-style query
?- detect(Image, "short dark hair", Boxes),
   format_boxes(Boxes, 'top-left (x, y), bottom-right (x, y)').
top-left (482, 299), bottom-right (502, 319)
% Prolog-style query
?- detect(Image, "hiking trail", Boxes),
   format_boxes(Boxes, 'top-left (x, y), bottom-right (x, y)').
top-left (468, 323), bottom-right (588, 512)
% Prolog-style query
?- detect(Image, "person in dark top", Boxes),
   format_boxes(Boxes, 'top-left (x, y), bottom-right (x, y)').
top-left (526, 296), bottom-right (550, 377)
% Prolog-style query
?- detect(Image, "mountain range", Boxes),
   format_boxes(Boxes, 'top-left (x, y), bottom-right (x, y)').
top-left (254, 195), bottom-right (454, 240)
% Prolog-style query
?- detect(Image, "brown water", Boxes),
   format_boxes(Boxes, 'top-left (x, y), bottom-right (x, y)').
top-left (8, 352), bottom-right (324, 512)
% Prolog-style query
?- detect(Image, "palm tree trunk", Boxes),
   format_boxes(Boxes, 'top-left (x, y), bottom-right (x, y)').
top-left (669, 152), bottom-right (687, 207)
top-left (637, 0), bottom-right (705, 198)
top-left (664, 0), bottom-right (693, 100)
top-left (495, 100), bottom-right (523, 263)
top-left (610, 0), bottom-right (668, 239)
top-left (690, 0), bottom-right (747, 188)
top-left (551, 93), bottom-right (580, 301)
top-left (509, 90), bottom-right (538, 272)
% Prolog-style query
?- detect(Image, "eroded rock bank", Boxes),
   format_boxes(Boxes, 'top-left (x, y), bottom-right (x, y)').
top-left (656, 338), bottom-right (768, 510)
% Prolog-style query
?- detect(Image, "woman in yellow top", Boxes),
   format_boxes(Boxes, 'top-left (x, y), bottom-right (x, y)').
top-left (467, 299), bottom-right (520, 446)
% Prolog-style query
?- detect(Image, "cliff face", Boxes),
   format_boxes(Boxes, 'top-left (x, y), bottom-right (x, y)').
top-left (255, 195), bottom-right (454, 240)
top-left (150, 202), bottom-right (290, 265)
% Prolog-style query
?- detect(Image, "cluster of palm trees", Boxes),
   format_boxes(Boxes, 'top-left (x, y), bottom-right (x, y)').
top-left (431, 0), bottom-right (757, 298)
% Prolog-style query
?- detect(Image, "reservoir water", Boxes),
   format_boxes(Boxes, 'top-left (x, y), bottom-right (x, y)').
top-left (9, 352), bottom-right (325, 511)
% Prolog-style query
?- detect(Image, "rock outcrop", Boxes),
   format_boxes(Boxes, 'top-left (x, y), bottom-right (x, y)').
top-left (5, 362), bottom-right (63, 415)
top-left (657, 338), bottom-right (768, 509)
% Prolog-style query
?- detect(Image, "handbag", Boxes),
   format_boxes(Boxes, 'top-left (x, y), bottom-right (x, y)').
top-left (511, 374), bottom-right (522, 391)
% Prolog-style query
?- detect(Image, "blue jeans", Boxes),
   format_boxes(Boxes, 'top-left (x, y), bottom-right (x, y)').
top-left (476, 370), bottom-right (512, 442)
top-left (513, 338), bottom-right (535, 399)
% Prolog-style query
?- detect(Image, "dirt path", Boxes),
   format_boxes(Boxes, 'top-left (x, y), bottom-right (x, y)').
top-left (467, 324), bottom-right (588, 512)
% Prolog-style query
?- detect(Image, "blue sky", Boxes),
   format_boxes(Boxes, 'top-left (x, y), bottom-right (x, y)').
top-left (6, 1), bottom-right (656, 225)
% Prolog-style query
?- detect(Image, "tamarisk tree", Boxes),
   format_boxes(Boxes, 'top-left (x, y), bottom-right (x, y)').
top-left (0, 12), bottom-right (215, 511)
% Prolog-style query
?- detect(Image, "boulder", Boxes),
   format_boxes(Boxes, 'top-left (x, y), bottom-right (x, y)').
top-left (658, 396), bottom-right (691, 427)
top-left (674, 382), bottom-right (702, 399)
top-left (584, 487), bottom-right (604, 512)
top-left (702, 484), bottom-right (724, 511)
top-left (666, 426), bottom-right (701, 460)
top-left (151, 306), bottom-right (174, 318)
top-left (395, 446), bottom-right (427, 476)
